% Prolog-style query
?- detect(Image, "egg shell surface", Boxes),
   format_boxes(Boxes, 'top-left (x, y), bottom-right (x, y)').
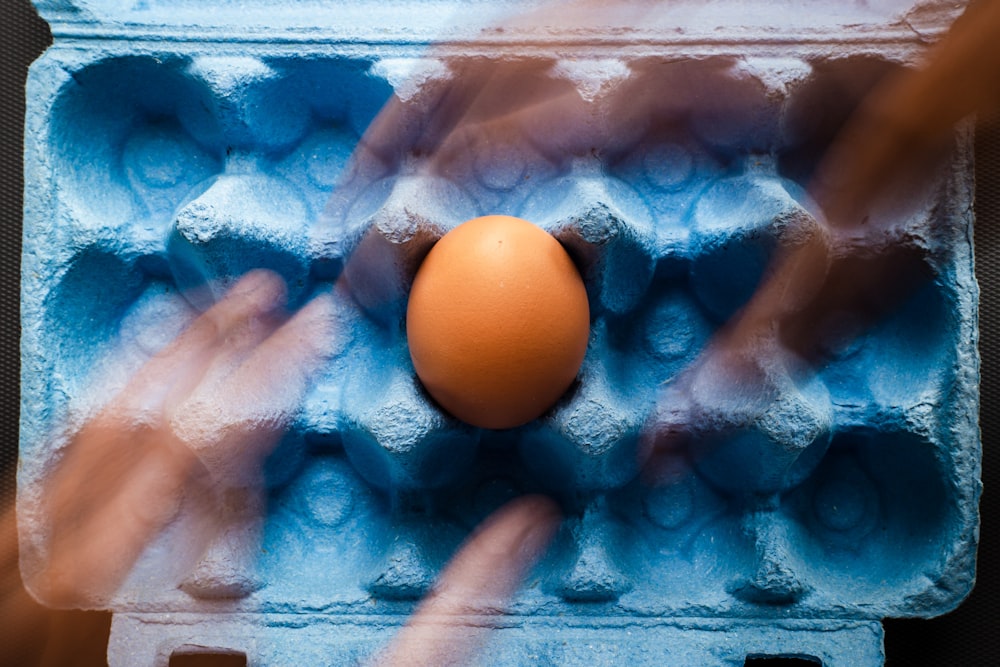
top-left (406, 215), bottom-right (590, 429)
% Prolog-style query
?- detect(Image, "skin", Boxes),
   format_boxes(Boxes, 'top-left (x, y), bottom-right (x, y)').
top-left (4, 269), bottom-right (559, 664)
top-left (648, 0), bottom-right (1000, 462)
top-left (369, 495), bottom-right (562, 667)
top-left (28, 270), bottom-right (338, 605)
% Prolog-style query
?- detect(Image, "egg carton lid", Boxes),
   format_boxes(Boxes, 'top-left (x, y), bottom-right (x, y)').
top-left (33, 0), bottom-right (967, 53)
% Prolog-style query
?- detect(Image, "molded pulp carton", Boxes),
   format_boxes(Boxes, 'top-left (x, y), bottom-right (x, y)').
top-left (19, 1), bottom-right (980, 665)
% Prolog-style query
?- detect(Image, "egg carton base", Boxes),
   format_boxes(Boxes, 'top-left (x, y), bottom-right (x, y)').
top-left (108, 612), bottom-right (883, 666)
top-left (19, 2), bottom-right (981, 666)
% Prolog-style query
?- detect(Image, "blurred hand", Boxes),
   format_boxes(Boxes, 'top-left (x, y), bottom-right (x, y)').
top-left (645, 0), bottom-right (1000, 461)
top-left (371, 495), bottom-right (562, 667)
top-left (9, 266), bottom-right (559, 666)
top-left (34, 270), bottom-right (336, 605)
top-left (739, 0), bottom-right (1000, 351)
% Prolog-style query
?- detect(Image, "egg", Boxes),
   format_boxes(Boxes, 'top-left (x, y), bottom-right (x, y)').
top-left (407, 215), bottom-right (590, 429)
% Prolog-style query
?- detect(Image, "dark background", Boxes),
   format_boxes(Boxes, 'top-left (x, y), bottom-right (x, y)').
top-left (2, 1), bottom-right (997, 665)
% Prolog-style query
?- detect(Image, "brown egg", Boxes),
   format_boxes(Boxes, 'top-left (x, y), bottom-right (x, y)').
top-left (407, 215), bottom-right (590, 429)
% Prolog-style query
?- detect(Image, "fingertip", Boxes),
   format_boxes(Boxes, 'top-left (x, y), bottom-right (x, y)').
top-left (293, 286), bottom-right (341, 343)
top-left (225, 270), bottom-right (289, 311)
top-left (510, 494), bottom-right (562, 530)
top-left (477, 494), bottom-right (563, 562)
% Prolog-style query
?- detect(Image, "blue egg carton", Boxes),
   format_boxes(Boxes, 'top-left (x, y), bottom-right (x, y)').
top-left (19, 1), bottom-right (980, 665)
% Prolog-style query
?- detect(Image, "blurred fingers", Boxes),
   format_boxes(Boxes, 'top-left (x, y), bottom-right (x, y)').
top-left (38, 272), bottom-right (295, 604)
top-left (41, 429), bottom-right (209, 606)
top-left (112, 270), bottom-right (288, 419)
top-left (812, 0), bottom-right (1000, 226)
top-left (169, 287), bottom-right (338, 472)
top-left (373, 495), bottom-right (561, 667)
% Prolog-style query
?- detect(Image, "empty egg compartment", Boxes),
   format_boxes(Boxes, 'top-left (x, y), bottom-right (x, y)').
top-left (780, 429), bottom-right (965, 615)
top-left (20, 2), bottom-right (980, 665)
top-left (607, 427), bottom-right (966, 617)
top-left (42, 53), bottom-right (390, 301)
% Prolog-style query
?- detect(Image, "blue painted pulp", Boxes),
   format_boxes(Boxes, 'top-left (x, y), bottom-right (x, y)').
top-left (19, 4), bottom-right (980, 665)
